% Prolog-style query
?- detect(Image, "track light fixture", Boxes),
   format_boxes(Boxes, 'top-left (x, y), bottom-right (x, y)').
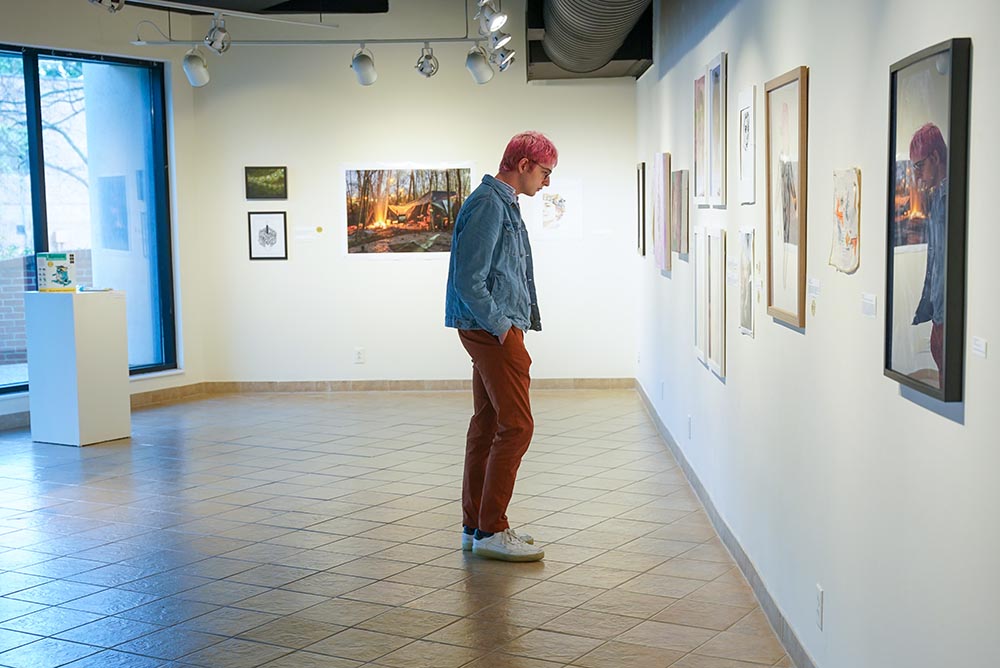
top-left (182, 47), bottom-right (210, 87)
top-left (351, 45), bottom-right (377, 85)
top-left (490, 46), bottom-right (515, 72)
top-left (465, 45), bottom-right (494, 85)
top-left (476, 1), bottom-right (508, 34)
top-left (488, 30), bottom-right (512, 52)
top-left (414, 43), bottom-right (439, 78)
top-left (204, 15), bottom-right (231, 55)
top-left (88, 0), bottom-right (125, 13)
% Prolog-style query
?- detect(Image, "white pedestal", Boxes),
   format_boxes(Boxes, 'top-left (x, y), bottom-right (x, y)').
top-left (25, 291), bottom-right (131, 446)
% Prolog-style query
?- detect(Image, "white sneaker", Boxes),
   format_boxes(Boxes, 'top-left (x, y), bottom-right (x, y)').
top-left (462, 528), bottom-right (534, 551)
top-left (472, 528), bottom-right (544, 562)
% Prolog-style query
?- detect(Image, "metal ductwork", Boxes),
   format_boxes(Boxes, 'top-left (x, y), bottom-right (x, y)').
top-left (541, 0), bottom-right (652, 74)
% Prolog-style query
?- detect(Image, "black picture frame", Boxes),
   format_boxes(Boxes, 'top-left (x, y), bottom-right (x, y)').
top-left (637, 161), bottom-right (646, 256)
top-left (245, 166), bottom-right (288, 200)
top-left (884, 38), bottom-right (971, 402)
top-left (248, 211), bottom-right (288, 260)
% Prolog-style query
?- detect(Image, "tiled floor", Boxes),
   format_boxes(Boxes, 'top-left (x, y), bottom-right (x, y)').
top-left (0, 389), bottom-right (791, 668)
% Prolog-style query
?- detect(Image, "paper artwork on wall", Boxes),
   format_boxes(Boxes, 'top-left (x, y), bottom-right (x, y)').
top-left (652, 152), bottom-right (672, 272)
top-left (671, 169), bottom-right (690, 255)
top-left (707, 226), bottom-right (727, 378)
top-left (248, 211), bottom-right (287, 260)
top-left (829, 168), bottom-right (861, 274)
top-left (706, 52), bottom-right (728, 207)
top-left (345, 167), bottom-right (471, 253)
top-left (738, 86), bottom-right (756, 205)
top-left (739, 227), bottom-right (754, 337)
top-left (521, 177), bottom-right (583, 240)
top-left (693, 74), bottom-right (708, 207)
top-left (693, 227), bottom-right (707, 363)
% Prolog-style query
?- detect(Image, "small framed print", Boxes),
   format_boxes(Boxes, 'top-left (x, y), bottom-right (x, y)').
top-left (248, 211), bottom-right (288, 260)
top-left (693, 74), bottom-right (708, 207)
top-left (245, 166), bottom-right (288, 200)
top-left (706, 52), bottom-right (728, 207)
top-left (738, 86), bottom-right (756, 205)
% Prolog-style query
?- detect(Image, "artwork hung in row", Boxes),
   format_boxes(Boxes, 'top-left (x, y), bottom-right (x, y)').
top-left (739, 227), bottom-right (755, 337)
top-left (885, 38), bottom-right (970, 402)
top-left (248, 211), bottom-right (287, 260)
top-left (693, 227), bottom-right (707, 363)
top-left (245, 166), bottom-right (287, 200)
top-left (738, 86), bottom-right (756, 205)
top-left (829, 168), bottom-right (861, 274)
top-left (521, 177), bottom-right (583, 240)
top-left (671, 170), bottom-right (690, 254)
top-left (652, 152), bottom-right (672, 272)
top-left (707, 227), bottom-right (727, 378)
top-left (693, 74), bottom-right (708, 206)
top-left (345, 167), bottom-right (471, 253)
top-left (765, 65), bottom-right (809, 328)
top-left (636, 161), bottom-right (647, 256)
top-left (706, 52), bottom-right (728, 207)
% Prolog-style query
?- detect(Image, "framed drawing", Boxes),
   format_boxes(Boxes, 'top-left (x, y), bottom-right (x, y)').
top-left (765, 65), bottom-right (809, 328)
top-left (739, 227), bottom-right (754, 337)
top-left (830, 168), bottom-right (861, 273)
top-left (693, 227), bottom-right (707, 363)
top-left (248, 211), bottom-right (287, 260)
top-left (738, 86), bottom-right (756, 204)
top-left (653, 152), bottom-right (671, 272)
top-left (671, 169), bottom-right (690, 254)
top-left (693, 74), bottom-right (708, 206)
top-left (885, 38), bottom-right (970, 402)
top-left (706, 52), bottom-right (728, 207)
top-left (245, 166), bottom-right (288, 200)
top-left (637, 161), bottom-right (647, 256)
top-left (707, 226), bottom-right (726, 377)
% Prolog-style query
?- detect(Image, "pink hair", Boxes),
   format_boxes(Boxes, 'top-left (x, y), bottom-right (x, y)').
top-left (499, 131), bottom-right (558, 172)
top-left (909, 122), bottom-right (947, 164)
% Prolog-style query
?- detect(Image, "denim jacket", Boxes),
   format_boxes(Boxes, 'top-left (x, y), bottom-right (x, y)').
top-left (913, 180), bottom-right (947, 326)
top-left (445, 175), bottom-right (541, 337)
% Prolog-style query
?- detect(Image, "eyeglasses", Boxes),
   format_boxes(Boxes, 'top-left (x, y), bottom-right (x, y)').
top-left (912, 157), bottom-right (927, 171)
top-left (530, 160), bottom-right (553, 178)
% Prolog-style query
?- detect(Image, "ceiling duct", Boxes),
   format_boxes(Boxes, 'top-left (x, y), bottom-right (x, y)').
top-left (541, 0), bottom-right (651, 74)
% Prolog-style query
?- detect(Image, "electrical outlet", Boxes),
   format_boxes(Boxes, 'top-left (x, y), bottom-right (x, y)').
top-left (816, 583), bottom-right (824, 630)
top-left (687, 415), bottom-right (693, 440)
top-left (353, 347), bottom-right (365, 364)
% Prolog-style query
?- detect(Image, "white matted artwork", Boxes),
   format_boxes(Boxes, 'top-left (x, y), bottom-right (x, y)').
top-left (829, 168), bottom-right (860, 274)
top-left (671, 169), bottom-right (690, 254)
top-left (248, 211), bottom-right (288, 260)
top-left (707, 227), bottom-right (726, 377)
top-left (652, 152), bottom-right (672, 272)
top-left (693, 227), bottom-right (708, 363)
top-left (738, 86), bottom-right (756, 204)
top-left (521, 177), bottom-right (583, 240)
top-left (693, 74), bottom-right (708, 207)
top-left (739, 227), bottom-right (754, 337)
top-left (706, 52), bottom-right (728, 207)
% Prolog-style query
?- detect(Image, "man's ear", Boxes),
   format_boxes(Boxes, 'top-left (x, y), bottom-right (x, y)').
top-left (517, 157), bottom-right (531, 173)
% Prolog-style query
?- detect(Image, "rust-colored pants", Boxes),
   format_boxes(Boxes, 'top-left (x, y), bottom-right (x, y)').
top-left (458, 327), bottom-right (533, 533)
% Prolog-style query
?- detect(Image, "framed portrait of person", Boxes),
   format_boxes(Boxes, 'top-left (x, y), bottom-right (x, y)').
top-left (884, 38), bottom-right (971, 402)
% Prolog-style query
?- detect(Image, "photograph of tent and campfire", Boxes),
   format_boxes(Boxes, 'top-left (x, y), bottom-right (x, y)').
top-left (345, 167), bottom-right (471, 253)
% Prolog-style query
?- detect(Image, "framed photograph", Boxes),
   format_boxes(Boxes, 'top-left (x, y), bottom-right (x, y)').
top-left (245, 166), bottom-right (288, 200)
top-left (693, 74), bottom-right (708, 206)
top-left (706, 52), bottom-right (728, 207)
top-left (248, 211), bottom-right (288, 260)
top-left (637, 161), bottom-right (647, 257)
top-left (738, 86), bottom-right (756, 205)
top-left (671, 169), bottom-right (690, 254)
top-left (765, 65), bottom-right (809, 328)
top-left (830, 168), bottom-right (861, 274)
top-left (693, 227), bottom-right (707, 363)
top-left (739, 227), bottom-right (755, 337)
top-left (345, 167), bottom-right (470, 253)
top-left (653, 152), bottom-right (671, 272)
top-left (885, 38), bottom-right (970, 402)
top-left (707, 226), bottom-right (726, 377)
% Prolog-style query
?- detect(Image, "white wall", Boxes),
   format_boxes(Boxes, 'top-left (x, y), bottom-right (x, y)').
top-left (636, 1), bottom-right (999, 667)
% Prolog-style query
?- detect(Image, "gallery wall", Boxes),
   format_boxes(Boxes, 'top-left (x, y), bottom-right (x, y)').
top-left (635, 1), bottom-right (999, 667)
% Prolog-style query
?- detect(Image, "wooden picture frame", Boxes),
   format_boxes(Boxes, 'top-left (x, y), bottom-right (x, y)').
top-left (765, 66), bottom-right (809, 328)
top-left (884, 38), bottom-right (971, 402)
top-left (248, 211), bottom-right (288, 260)
top-left (245, 166), bottom-right (288, 200)
top-left (653, 152), bottom-right (671, 271)
top-left (707, 226), bottom-right (727, 377)
top-left (671, 169), bottom-right (690, 254)
top-left (693, 227), bottom-right (707, 363)
top-left (693, 74), bottom-right (708, 207)
top-left (706, 52), bottom-right (728, 207)
top-left (637, 161), bottom-right (647, 256)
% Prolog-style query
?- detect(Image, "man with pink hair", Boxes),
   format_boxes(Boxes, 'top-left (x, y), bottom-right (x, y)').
top-left (444, 131), bottom-right (557, 561)
top-left (909, 122), bottom-right (948, 387)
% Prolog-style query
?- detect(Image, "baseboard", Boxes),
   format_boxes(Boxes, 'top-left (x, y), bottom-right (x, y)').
top-left (635, 383), bottom-right (816, 668)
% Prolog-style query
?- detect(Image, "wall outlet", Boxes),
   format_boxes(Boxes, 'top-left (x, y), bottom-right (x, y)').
top-left (816, 583), bottom-right (824, 630)
top-left (353, 347), bottom-right (365, 364)
top-left (687, 415), bottom-right (693, 440)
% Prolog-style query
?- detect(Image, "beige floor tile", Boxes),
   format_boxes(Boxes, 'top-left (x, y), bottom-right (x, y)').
top-left (373, 543), bottom-right (453, 564)
top-left (693, 630), bottom-right (787, 665)
top-left (461, 652), bottom-right (565, 668)
top-left (681, 543), bottom-right (736, 564)
top-left (295, 598), bottom-right (392, 626)
top-left (329, 558), bottom-right (414, 579)
top-left (649, 558), bottom-right (735, 581)
top-left (471, 599), bottom-right (571, 627)
top-left (581, 549), bottom-right (671, 572)
top-left (356, 607), bottom-right (460, 638)
top-left (573, 640), bottom-right (686, 668)
top-left (687, 581), bottom-right (760, 609)
top-left (304, 627), bottom-right (412, 662)
top-left (549, 564), bottom-right (640, 589)
top-left (579, 588), bottom-right (677, 618)
top-left (375, 639), bottom-right (485, 668)
top-left (386, 564), bottom-right (468, 588)
top-left (502, 629), bottom-right (604, 663)
top-left (536, 542), bottom-right (607, 564)
top-left (728, 610), bottom-right (778, 638)
top-left (671, 655), bottom-right (768, 668)
top-left (404, 589), bottom-right (501, 616)
top-left (540, 608), bottom-right (641, 639)
top-left (512, 580), bottom-right (605, 608)
top-left (339, 580), bottom-right (436, 606)
top-left (424, 618), bottom-right (531, 649)
top-left (653, 598), bottom-right (753, 631)
top-left (616, 620), bottom-right (719, 652)
top-left (619, 573), bottom-right (706, 599)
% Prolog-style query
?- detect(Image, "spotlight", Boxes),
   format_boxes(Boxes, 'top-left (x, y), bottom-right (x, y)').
top-left (488, 30), bottom-right (512, 52)
top-left (182, 48), bottom-right (210, 87)
top-left (204, 15), bottom-right (231, 55)
top-left (351, 46), bottom-right (377, 85)
top-left (88, 0), bottom-right (125, 13)
top-left (475, 1), bottom-right (508, 33)
top-left (465, 46), bottom-right (494, 85)
top-left (491, 47), bottom-right (515, 72)
top-left (414, 44), bottom-right (438, 78)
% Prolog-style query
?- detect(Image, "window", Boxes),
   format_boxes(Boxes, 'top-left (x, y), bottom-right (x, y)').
top-left (0, 46), bottom-right (175, 392)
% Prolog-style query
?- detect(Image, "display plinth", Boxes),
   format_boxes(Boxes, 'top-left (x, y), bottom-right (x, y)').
top-left (25, 291), bottom-right (131, 446)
